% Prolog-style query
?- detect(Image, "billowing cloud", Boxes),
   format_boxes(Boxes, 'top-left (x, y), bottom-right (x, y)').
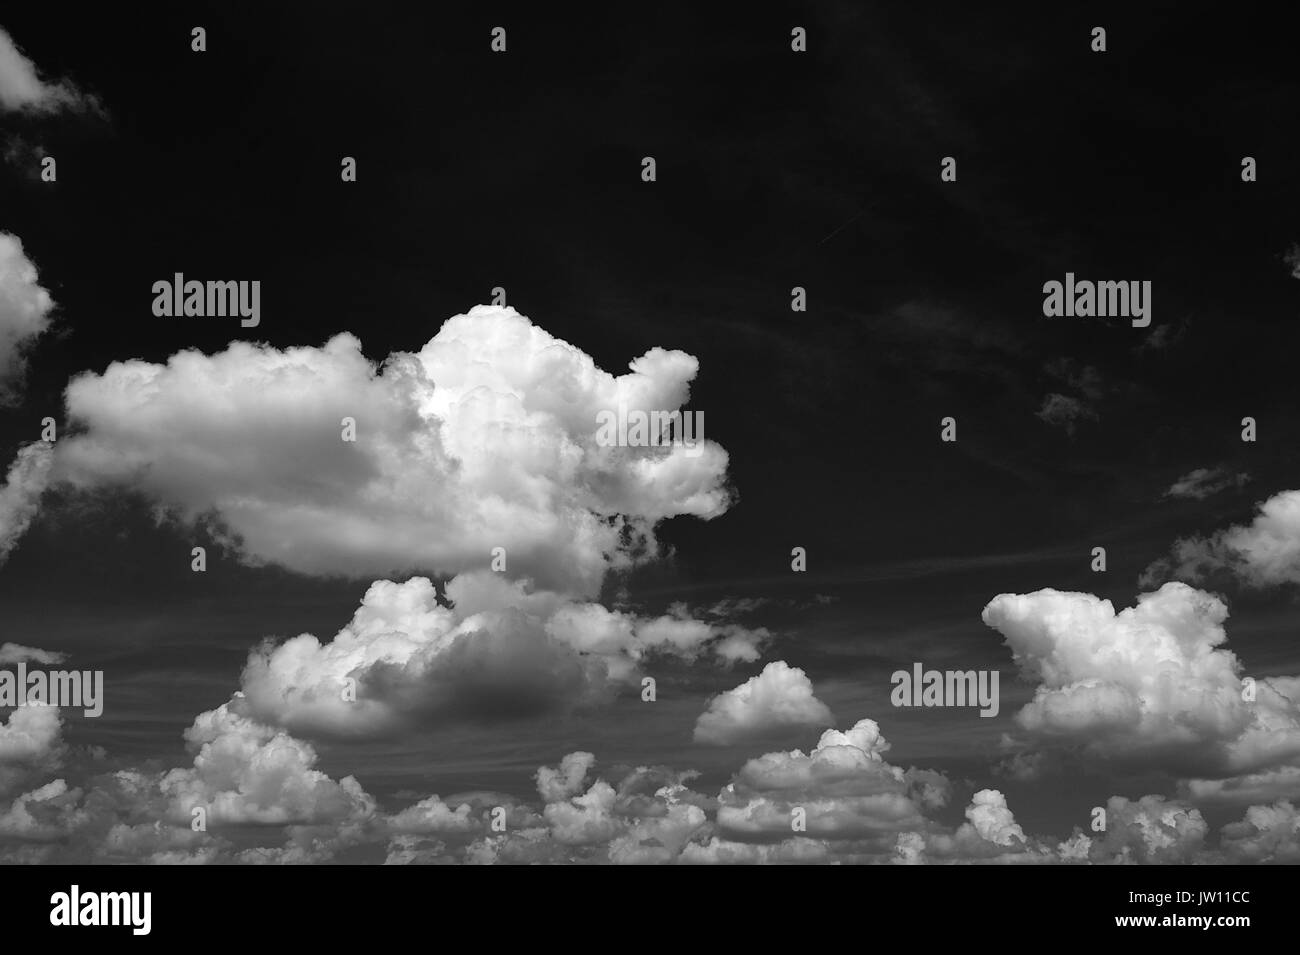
top-left (0, 700), bottom-right (372, 862)
top-left (963, 788), bottom-right (1026, 846)
top-left (711, 719), bottom-right (948, 843)
top-left (56, 306), bottom-right (733, 596)
top-left (1219, 800), bottom-right (1300, 863)
top-left (230, 571), bottom-right (767, 739)
top-left (982, 582), bottom-right (1300, 794)
top-left (159, 702), bottom-right (375, 828)
top-left (393, 757), bottom-right (712, 865)
top-left (535, 751), bottom-right (596, 803)
top-left (0, 704), bottom-right (65, 798)
top-left (1143, 488), bottom-right (1300, 589)
top-left (0, 232), bottom-right (55, 402)
top-left (0, 704), bottom-right (63, 765)
top-left (1087, 795), bottom-right (1208, 865)
top-left (693, 661), bottom-right (833, 745)
top-left (0, 27), bottom-right (99, 114)
top-left (1, 700), bottom-right (1297, 864)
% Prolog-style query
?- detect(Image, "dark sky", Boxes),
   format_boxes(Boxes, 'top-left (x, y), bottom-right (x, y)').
top-left (2, 3), bottom-right (1299, 861)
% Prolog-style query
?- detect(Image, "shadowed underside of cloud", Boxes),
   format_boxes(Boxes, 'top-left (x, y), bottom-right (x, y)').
top-left (982, 582), bottom-right (1300, 801)
top-left (0, 685), bottom-right (1296, 864)
top-left (230, 571), bottom-right (768, 738)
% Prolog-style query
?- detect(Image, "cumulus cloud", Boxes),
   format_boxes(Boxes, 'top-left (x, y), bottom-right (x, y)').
top-left (392, 757), bottom-right (711, 865)
top-left (0, 232), bottom-right (55, 402)
top-left (964, 788), bottom-right (1026, 846)
top-left (379, 734), bottom-right (959, 865)
top-left (0, 27), bottom-right (99, 114)
top-left (535, 751), bottom-right (596, 803)
top-left (55, 306), bottom-right (733, 596)
top-left (0, 705), bottom-right (63, 766)
top-left (982, 582), bottom-right (1300, 794)
top-left (693, 661), bottom-right (833, 745)
top-left (1163, 466), bottom-right (1249, 501)
top-left (0, 700), bottom-right (373, 863)
top-left (229, 571), bottom-right (767, 739)
top-left (3, 702), bottom-right (1297, 865)
top-left (159, 701), bottom-right (375, 828)
top-left (1088, 795), bottom-right (1208, 864)
top-left (711, 719), bottom-right (948, 843)
top-left (0, 705), bottom-right (65, 797)
top-left (1143, 488), bottom-right (1300, 589)
top-left (1219, 800), bottom-right (1300, 863)
top-left (890, 789), bottom-right (1054, 865)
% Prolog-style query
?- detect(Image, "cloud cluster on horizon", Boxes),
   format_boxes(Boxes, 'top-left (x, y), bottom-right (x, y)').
top-left (1, 692), bottom-right (1296, 864)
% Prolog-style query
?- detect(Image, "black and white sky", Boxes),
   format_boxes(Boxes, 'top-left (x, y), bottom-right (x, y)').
top-left (1, 3), bottom-right (1299, 864)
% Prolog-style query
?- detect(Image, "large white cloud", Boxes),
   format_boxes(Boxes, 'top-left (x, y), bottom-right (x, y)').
top-left (693, 660), bottom-right (833, 745)
top-left (158, 701), bottom-right (375, 828)
top-left (55, 306), bottom-right (733, 596)
top-left (0, 232), bottom-right (55, 402)
top-left (982, 582), bottom-right (1300, 792)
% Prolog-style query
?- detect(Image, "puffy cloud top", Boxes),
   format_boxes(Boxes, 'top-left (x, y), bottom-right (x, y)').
top-left (983, 582), bottom-right (1300, 784)
top-left (693, 661), bottom-right (833, 745)
top-left (57, 306), bottom-right (733, 596)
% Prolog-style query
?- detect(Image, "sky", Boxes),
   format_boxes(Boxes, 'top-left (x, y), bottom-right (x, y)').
top-left (0, 3), bottom-right (1299, 863)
